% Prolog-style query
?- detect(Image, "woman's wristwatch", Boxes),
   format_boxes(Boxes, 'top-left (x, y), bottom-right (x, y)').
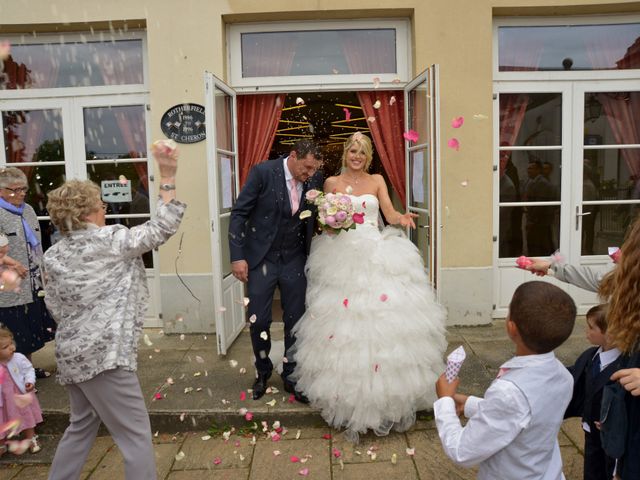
top-left (159, 183), bottom-right (176, 191)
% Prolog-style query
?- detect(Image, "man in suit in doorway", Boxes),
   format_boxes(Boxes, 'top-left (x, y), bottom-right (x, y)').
top-left (229, 140), bottom-right (323, 402)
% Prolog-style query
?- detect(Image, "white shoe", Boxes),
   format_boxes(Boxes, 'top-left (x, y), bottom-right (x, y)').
top-left (29, 436), bottom-right (41, 454)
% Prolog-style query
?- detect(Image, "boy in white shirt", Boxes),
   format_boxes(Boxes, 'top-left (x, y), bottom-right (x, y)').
top-left (434, 281), bottom-right (576, 480)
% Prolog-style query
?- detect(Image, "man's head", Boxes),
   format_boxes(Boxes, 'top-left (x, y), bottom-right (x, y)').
top-left (507, 281), bottom-right (576, 354)
top-left (542, 161), bottom-right (553, 179)
top-left (287, 140), bottom-right (322, 183)
top-left (527, 160), bottom-right (543, 179)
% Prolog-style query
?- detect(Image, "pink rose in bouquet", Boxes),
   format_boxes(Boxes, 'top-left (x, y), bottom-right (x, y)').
top-left (303, 189), bottom-right (365, 234)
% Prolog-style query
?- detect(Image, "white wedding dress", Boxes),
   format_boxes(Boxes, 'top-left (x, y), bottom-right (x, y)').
top-left (291, 194), bottom-right (447, 441)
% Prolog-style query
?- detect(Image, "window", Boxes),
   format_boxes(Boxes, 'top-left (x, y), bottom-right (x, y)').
top-left (229, 20), bottom-right (410, 89)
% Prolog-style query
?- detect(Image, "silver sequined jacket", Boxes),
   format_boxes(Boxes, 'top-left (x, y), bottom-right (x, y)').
top-left (43, 199), bottom-right (186, 385)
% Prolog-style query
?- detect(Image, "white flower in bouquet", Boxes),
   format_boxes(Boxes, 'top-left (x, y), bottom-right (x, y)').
top-left (304, 189), bottom-right (365, 234)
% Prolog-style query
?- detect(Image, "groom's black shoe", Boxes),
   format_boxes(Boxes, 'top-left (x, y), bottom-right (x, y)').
top-left (283, 380), bottom-right (310, 404)
top-left (252, 371), bottom-right (272, 400)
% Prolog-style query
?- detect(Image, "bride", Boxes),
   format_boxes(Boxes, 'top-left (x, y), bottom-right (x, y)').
top-left (290, 132), bottom-right (447, 442)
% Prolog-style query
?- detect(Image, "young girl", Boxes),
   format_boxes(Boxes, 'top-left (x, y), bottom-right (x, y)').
top-left (0, 232), bottom-right (25, 292)
top-left (0, 325), bottom-right (42, 455)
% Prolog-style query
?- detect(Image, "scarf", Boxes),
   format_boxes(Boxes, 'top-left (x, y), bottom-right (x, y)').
top-left (0, 197), bottom-right (40, 249)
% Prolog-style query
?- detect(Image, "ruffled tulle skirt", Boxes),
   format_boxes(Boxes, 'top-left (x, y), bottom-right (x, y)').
top-left (291, 224), bottom-right (447, 442)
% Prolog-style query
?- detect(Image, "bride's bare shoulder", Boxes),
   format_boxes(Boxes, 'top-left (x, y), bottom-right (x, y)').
top-left (323, 176), bottom-right (341, 191)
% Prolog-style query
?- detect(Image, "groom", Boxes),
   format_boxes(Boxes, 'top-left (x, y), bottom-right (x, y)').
top-left (229, 140), bottom-right (323, 402)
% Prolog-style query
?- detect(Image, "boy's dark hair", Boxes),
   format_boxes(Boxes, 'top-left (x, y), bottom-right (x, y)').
top-left (509, 281), bottom-right (576, 353)
top-left (586, 303), bottom-right (608, 333)
top-left (293, 139), bottom-right (321, 160)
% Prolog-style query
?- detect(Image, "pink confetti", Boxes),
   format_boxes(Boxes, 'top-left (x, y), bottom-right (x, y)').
top-left (451, 116), bottom-right (464, 128)
top-left (343, 108), bottom-right (351, 121)
top-left (516, 256), bottom-right (533, 269)
top-left (154, 392), bottom-right (163, 400)
top-left (271, 433), bottom-right (282, 442)
top-left (367, 116), bottom-right (376, 123)
top-left (403, 130), bottom-right (419, 143)
top-left (290, 456), bottom-right (300, 463)
top-left (332, 448), bottom-right (342, 458)
top-left (240, 391), bottom-right (247, 401)
top-left (299, 468), bottom-right (310, 477)
top-left (343, 298), bottom-right (349, 308)
top-left (245, 412), bottom-right (253, 421)
top-left (380, 294), bottom-right (388, 302)
top-left (447, 138), bottom-right (460, 150)
top-left (372, 77), bottom-right (380, 88)
top-left (322, 434), bottom-right (332, 440)
top-left (288, 394), bottom-right (296, 403)
top-left (235, 440), bottom-right (241, 447)
top-left (389, 96), bottom-right (396, 106)
top-left (213, 457), bottom-right (222, 465)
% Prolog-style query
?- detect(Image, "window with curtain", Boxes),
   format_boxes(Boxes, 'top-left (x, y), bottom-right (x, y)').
top-left (0, 37), bottom-right (144, 89)
top-left (498, 23), bottom-right (640, 72)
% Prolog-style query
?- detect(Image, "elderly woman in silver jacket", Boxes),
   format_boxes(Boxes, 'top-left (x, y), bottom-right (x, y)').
top-left (0, 167), bottom-right (54, 377)
top-left (44, 143), bottom-right (185, 480)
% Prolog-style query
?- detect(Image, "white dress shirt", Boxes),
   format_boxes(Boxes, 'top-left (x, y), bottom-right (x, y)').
top-left (435, 352), bottom-right (568, 480)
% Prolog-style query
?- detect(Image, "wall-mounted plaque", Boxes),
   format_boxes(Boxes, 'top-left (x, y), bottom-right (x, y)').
top-left (160, 103), bottom-right (206, 144)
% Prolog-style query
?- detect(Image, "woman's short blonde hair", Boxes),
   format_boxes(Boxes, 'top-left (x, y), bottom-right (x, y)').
top-left (47, 180), bottom-right (102, 235)
top-left (0, 167), bottom-right (28, 189)
top-left (341, 132), bottom-right (373, 171)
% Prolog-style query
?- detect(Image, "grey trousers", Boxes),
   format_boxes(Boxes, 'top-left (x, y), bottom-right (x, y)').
top-left (48, 368), bottom-right (156, 480)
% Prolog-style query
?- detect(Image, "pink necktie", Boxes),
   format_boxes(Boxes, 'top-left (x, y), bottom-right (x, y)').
top-left (289, 178), bottom-right (299, 214)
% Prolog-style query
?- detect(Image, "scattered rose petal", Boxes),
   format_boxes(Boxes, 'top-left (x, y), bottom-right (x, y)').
top-left (372, 77), bottom-right (380, 88)
top-left (288, 394), bottom-right (296, 403)
top-left (460, 179), bottom-right (469, 187)
top-left (229, 360), bottom-right (238, 368)
top-left (179, 334), bottom-right (185, 341)
top-left (118, 175), bottom-right (128, 184)
top-left (200, 434), bottom-right (211, 441)
top-left (373, 100), bottom-right (381, 109)
top-left (296, 97), bottom-right (305, 105)
top-left (332, 68), bottom-right (339, 74)
top-left (332, 448), bottom-right (342, 458)
top-left (222, 431), bottom-right (231, 441)
top-left (290, 455), bottom-right (300, 463)
top-left (143, 334), bottom-right (153, 346)
top-left (213, 457), bottom-right (222, 465)
top-left (340, 459), bottom-right (345, 470)
top-left (299, 468), bottom-right (309, 476)
top-left (273, 421), bottom-right (281, 429)
top-left (261, 421), bottom-right (269, 431)
top-left (343, 108), bottom-right (351, 121)
top-left (345, 185), bottom-right (353, 194)
top-left (406, 447), bottom-right (415, 456)
top-left (175, 451), bottom-right (185, 461)
top-left (392, 78), bottom-right (401, 84)
top-left (184, 387), bottom-right (193, 394)
top-left (380, 294), bottom-right (388, 302)
top-left (389, 96), bottom-right (396, 106)
top-left (167, 377), bottom-right (175, 385)
top-left (266, 399), bottom-right (277, 407)
top-left (296, 429), bottom-right (302, 439)
top-left (243, 297), bottom-right (250, 306)
top-left (273, 450), bottom-right (281, 456)
top-left (154, 392), bottom-right (163, 400)
top-left (249, 314), bottom-right (257, 323)
top-left (239, 454), bottom-right (245, 461)
top-left (391, 453), bottom-right (398, 464)
top-left (299, 210), bottom-right (312, 220)
top-left (240, 391), bottom-right (247, 401)
top-left (238, 408), bottom-right (248, 416)
top-left (473, 113), bottom-right (488, 120)
top-left (367, 116), bottom-right (376, 123)
top-left (195, 355), bottom-right (205, 363)
top-left (239, 367), bottom-right (247, 374)
top-left (271, 432), bottom-right (281, 442)
top-left (447, 138), bottom-right (460, 150)
top-left (403, 129), bottom-right (419, 143)
top-left (370, 452), bottom-right (377, 461)
top-left (193, 372), bottom-right (201, 377)
top-left (451, 116), bottom-right (464, 128)
top-left (282, 357), bottom-right (288, 363)
top-left (322, 434), bottom-right (332, 440)
top-left (260, 331), bottom-right (269, 340)
top-left (374, 364), bottom-right (379, 372)
top-left (179, 412), bottom-right (185, 422)
top-left (245, 412), bottom-right (253, 421)
top-left (250, 436), bottom-right (257, 445)
top-left (343, 299), bottom-right (348, 308)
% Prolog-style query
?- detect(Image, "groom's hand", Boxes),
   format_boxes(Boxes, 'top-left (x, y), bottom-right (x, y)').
top-left (232, 260), bottom-right (249, 283)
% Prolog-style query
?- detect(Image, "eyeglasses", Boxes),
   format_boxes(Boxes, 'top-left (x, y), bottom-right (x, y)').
top-left (3, 186), bottom-right (28, 194)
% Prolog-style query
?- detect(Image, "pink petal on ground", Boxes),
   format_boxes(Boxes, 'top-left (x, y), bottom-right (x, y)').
top-left (154, 392), bottom-right (163, 400)
top-left (380, 294), bottom-right (388, 302)
top-left (240, 391), bottom-right (247, 401)
top-left (342, 298), bottom-right (349, 308)
top-left (332, 448), bottom-right (342, 458)
top-left (403, 130), bottom-right (419, 143)
top-left (288, 394), bottom-right (296, 403)
top-left (290, 456), bottom-right (300, 463)
top-left (213, 457), bottom-right (222, 465)
top-left (299, 468), bottom-right (310, 476)
top-left (245, 412), bottom-right (253, 421)
top-left (343, 108), bottom-right (351, 121)
top-left (271, 433), bottom-right (282, 442)
top-left (322, 434), bottom-right (332, 440)
top-left (451, 116), bottom-right (464, 128)
top-left (447, 138), bottom-right (460, 150)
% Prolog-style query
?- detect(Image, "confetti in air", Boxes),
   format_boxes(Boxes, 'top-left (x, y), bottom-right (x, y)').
top-left (367, 116), bottom-right (376, 123)
top-left (460, 179), bottom-right (469, 187)
top-left (299, 210), bottom-right (312, 220)
top-left (372, 77), bottom-right (381, 88)
top-left (473, 114), bottom-right (488, 120)
top-left (373, 100), bottom-right (381, 109)
top-left (451, 116), bottom-right (464, 128)
top-left (343, 108), bottom-right (351, 121)
top-left (403, 130), bottom-right (419, 143)
top-left (260, 331), bottom-right (269, 340)
top-left (447, 138), bottom-right (460, 150)
top-left (295, 97), bottom-right (305, 105)
top-left (389, 96), bottom-right (396, 106)
top-left (118, 175), bottom-right (128, 184)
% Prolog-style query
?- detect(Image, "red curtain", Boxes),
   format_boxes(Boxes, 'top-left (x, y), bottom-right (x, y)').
top-left (237, 95), bottom-right (285, 186)
top-left (499, 94), bottom-right (530, 148)
top-left (358, 91), bottom-right (407, 204)
top-left (237, 34), bottom-right (297, 187)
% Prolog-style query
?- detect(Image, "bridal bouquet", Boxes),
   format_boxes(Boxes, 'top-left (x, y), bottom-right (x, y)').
top-left (301, 189), bottom-right (365, 234)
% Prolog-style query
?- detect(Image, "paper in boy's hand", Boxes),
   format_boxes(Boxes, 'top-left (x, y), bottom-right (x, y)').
top-left (445, 346), bottom-right (466, 383)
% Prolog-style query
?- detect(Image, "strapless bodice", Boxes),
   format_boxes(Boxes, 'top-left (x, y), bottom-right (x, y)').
top-left (350, 194), bottom-right (379, 227)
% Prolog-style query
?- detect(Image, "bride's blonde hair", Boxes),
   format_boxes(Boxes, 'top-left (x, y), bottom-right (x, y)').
top-left (341, 132), bottom-right (373, 171)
